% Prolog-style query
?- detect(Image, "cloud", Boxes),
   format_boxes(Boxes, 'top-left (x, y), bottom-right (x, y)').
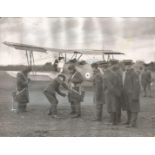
top-left (0, 17), bottom-right (155, 65)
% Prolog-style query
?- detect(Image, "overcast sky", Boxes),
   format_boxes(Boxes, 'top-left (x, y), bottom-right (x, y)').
top-left (0, 17), bottom-right (155, 65)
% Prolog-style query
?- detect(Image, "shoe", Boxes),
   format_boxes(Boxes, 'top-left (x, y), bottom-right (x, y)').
top-left (122, 122), bottom-right (129, 125)
top-left (126, 125), bottom-right (132, 128)
top-left (112, 122), bottom-right (118, 125)
top-left (71, 114), bottom-right (81, 118)
top-left (103, 122), bottom-right (113, 125)
top-left (126, 124), bottom-right (136, 128)
top-left (117, 119), bottom-right (121, 123)
top-left (92, 118), bottom-right (102, 122)
top-left (52, 115), bottom-right (61, 119)
top-left (131, 124), bottom-right (137, 128)
top-left (70, 112), bottom-right (76, 115)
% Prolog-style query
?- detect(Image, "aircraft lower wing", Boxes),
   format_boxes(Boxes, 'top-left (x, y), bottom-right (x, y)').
top-left (6, 71), bottom-right (57, 81)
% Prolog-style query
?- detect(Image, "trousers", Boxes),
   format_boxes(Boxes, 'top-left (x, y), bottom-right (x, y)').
top-left (127, 111), bottom-right (138, 127)
top-left (70, 101), bottom-right (81, 115)
top-left (116, 102), bottom-right (122, 123)
top-left (17, 102), bottom-right (27, 113)
top-left (95, 104), bottom-right (103, 121)
top-left (110, 112), bottom-right (117, 125)
top-left (44, 91), bottom-right (58, 115)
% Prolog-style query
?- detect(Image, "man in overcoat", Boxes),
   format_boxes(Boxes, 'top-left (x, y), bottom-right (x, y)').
top-left (122, 62), bottom-right (141, 127)
top-left (104, 65), bottom-right (121, 125)
top-left (91, 63), bottom-right (105, 121)
top-left (111, 64), bottom-right (123, 123)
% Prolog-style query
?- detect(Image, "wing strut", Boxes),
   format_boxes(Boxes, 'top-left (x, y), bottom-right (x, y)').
top-left (25, 50), bottom-right (35, 66)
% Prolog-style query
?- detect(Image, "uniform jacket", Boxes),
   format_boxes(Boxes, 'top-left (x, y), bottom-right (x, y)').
top-left (93, 69), bottom-right (105, 105)
top-left (68, 71), bottom-right (83, 102)
top-left (141, 70), bottom-right (152, 87)
top-left (44, 78), bottom-right (66, 97)
top-left (16, 72), bottom-right (29, 103)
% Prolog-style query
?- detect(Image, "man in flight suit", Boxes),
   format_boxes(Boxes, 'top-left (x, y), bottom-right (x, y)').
top-left (16, 66), bottom-right (32, 113)
top-left (43, 74), bottom-right (67, 118)
top-left (68, 64), bottom-right (83, 118)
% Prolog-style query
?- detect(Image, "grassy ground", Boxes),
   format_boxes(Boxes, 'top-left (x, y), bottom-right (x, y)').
top-left (0, 71), bottom-right (155, 137)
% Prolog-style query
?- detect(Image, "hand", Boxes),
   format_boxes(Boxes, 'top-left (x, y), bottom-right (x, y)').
top-left (62, 83), bottom-right (69, 89)
top-left (62, 94), bottom-right (66, 97)
top-left (28, 78), bottom-right (31, 83)
top-left (43, 89), bottom-right (47, 94)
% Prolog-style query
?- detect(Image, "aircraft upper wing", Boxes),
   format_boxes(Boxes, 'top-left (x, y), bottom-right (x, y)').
top-left (3, 41), bottom-right (124, 55)
top-left (3, 41), bottom-right (47, 53)
top-left (3, 41), bottom-right (91, 54)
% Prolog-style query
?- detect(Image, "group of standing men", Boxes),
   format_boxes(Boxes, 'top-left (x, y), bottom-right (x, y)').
top-left (14, 61), bottom-right (152, 128)
top-left (15, 65), bottom-right (84, 119)
top-left (92, 61), bottom-right (141, 128)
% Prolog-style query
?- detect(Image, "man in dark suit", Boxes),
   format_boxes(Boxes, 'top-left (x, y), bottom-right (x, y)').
top-left (91, 63), bottom-right (105, 121)
top-left (68, 64), bottom-right (84, 118)
top-left (122, 62), bottom-right (141, 127)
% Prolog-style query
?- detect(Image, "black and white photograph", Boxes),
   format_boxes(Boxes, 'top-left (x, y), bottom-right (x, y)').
top-left (0, 17), bottom-right (155, 137)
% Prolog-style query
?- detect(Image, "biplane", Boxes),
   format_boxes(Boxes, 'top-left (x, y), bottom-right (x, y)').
top-left (3, 41), bottom-right (124, 81)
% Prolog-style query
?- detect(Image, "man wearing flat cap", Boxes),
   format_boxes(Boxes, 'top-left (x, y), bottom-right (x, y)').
top-left (68, 64), bottom-right (83, 118)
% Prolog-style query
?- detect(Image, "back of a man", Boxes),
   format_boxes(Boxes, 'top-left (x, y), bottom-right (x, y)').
top-left (112, 65), bottom-right (123, 123)
top-left (141, 67), bottom-right (152, 97)
top-left (104, 67), bottom-right (120, 125)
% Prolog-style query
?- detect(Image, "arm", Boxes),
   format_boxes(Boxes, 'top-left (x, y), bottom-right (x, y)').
top-left (132, 72), bottom-right (140, 100)
top-left (17, 73), bottom-right (28, 88)
top-left (148, 71), bottom-right (152, 83)
top-left (55, 85), bottom-right (66, 97)
top-left (61, 82), bottom-right (69, 90)
top-left (71, 72), bottom-right (83, 84)
top-left (95, 74), bottom-right (103, 100)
